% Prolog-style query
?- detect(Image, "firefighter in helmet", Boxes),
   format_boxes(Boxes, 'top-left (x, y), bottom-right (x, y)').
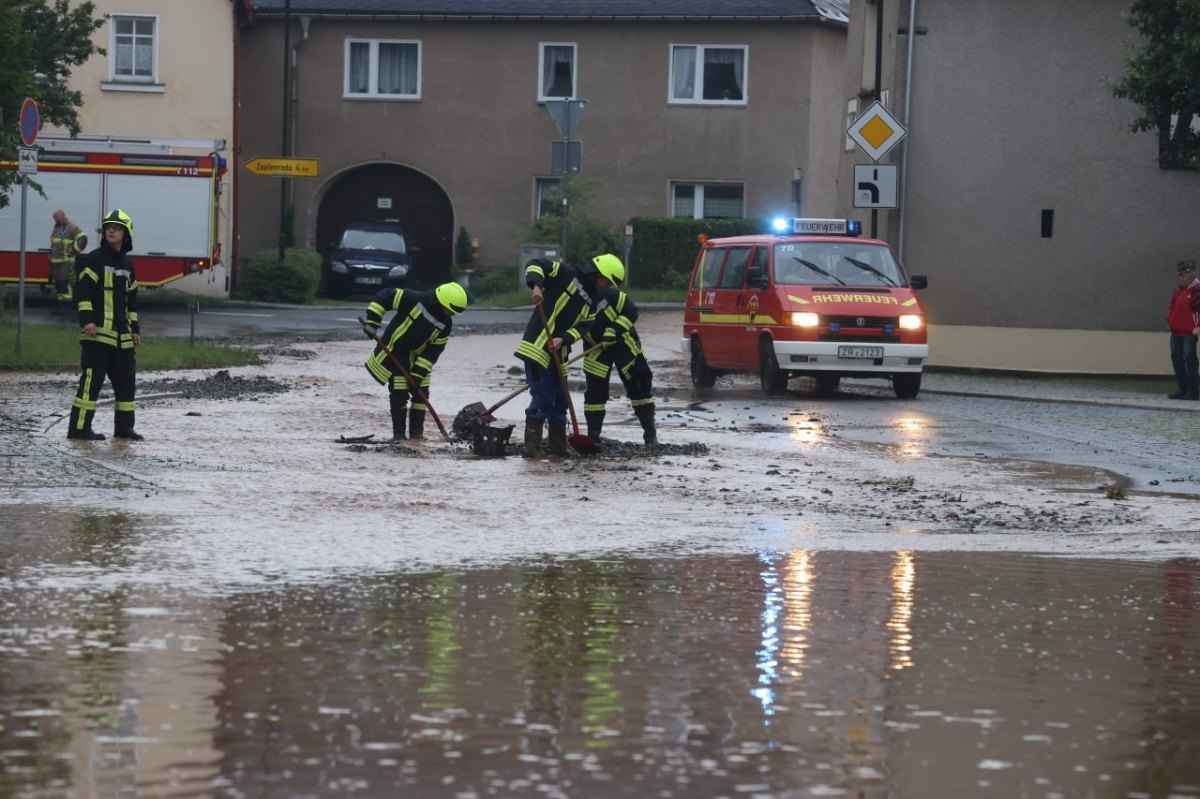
top-left (68, 209), bottom-right (142, 441)
top-left (581, 254), bottom-right (658, 448)
top-left (363, 282), bottom-right (468, 440)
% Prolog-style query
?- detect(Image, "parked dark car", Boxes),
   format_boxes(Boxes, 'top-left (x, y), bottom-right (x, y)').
top-left (326, 221), bottom-right (418, 298)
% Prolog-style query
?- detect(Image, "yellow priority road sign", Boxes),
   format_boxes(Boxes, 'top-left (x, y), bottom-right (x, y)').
top-left (846, 101), bottom-right (906, 162)
top-left (243, 157), bottom-right (319, 177)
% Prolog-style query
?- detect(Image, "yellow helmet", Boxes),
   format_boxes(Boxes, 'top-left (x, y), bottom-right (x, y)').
top-left (435, 282), bottom-right (468, 315)
top-left (592, 253), bottom-right (625, 285)
top-left (102, 209), bottom-right (133, 252)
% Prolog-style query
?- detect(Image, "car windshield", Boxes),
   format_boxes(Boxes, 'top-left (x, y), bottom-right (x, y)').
top-left (772, 242), bottom-right (903, 287)
top-left (340, 229), bottom-right (407, 253)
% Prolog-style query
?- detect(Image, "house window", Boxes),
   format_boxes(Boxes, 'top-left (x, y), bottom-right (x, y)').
top-left (345, 39), bottom-right (421, 99)
top-left (111, 15), bottom-right (157, 83)
top-left (539, 43), bottom-right (577, 100)
top-left (535, 178), bottom-right (561, 219)
top-left (670, 45), bottom-right (748, 105)
top-left (671, 182), bottom-right (745, 219)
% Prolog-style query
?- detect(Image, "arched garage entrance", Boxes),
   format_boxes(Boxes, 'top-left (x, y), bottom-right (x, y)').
top-left (315, 163), bottom-right (453, 291)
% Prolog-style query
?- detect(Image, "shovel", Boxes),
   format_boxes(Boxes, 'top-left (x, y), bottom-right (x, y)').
top-left (536, 303), bottom-right (599, 454)
top-left (459, 343), bottom-right (603, 423)
top-left (358, 317), bottom-right (452, 443)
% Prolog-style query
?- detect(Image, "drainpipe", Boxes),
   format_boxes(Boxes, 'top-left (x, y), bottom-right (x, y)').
top-left (288, 15), bottom-right (311, 241)
top-left (897, 0), bottom-right (917, 260)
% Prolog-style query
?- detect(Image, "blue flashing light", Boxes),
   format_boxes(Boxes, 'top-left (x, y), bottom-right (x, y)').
top-left (770, 217), bottom-right (790, 234)
top-left (846, 219), bottom-right (863, 237)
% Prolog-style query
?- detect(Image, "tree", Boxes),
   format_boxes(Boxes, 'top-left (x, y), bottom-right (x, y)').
top-left (0, 0), bottom-right (105, 207)
top-left (519, 176), bottom-right (621, 263)
top-left (1111, 0), bottom-right (1200, 169)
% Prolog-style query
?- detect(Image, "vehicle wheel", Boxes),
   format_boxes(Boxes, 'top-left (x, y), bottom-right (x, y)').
top-left (690, 337), bottom-right (716, 389)
top-left (814, 375), bottom-right (841, 397)
top-left (760, 339), bottom-right (788, 394)
top-left (893, 372), bottom-right (922, 399)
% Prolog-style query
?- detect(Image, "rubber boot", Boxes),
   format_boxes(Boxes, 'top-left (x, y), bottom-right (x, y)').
top-left (389, 394), bottom-right (407, 440)
top-left (635, 404), bottom-right (658, 448)
top-left (523, 419), bottom-right (543, 458)
top-left (66, 407), bottom-right (105, 441)
top-left (584, 410), bottom-right (604, 442)
top-left (547, 420), bottom-right (568, 457)
top-left (113, 409), bottom-right (144, 441)
top-left (408, 409), bottom-right (426, 440)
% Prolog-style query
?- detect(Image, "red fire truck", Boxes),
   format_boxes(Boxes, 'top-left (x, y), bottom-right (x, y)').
top-left (1, 143), bottom-right (224, 288)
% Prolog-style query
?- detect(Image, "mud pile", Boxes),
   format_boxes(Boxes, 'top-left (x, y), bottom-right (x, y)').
top-left (141, 370), bottom-right (289, 401)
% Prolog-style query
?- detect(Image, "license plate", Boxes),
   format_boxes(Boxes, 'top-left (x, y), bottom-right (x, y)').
top-left (355, 276), bottom-right (383, 285)
top-left (838, 345), bottom-right (883, 359)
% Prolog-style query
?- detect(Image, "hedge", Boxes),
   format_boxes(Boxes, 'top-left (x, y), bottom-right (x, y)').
top-left (233, 248), bottom-right (322, 304)
top-left (626, 217), bottom-right (767, 289)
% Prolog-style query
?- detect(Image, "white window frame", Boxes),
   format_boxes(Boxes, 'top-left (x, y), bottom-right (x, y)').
top-left (344, 38), bottom-right (422, 100)
top-left (105, 14), bottom-right (160, 91)
top-left (538, 42), bottom-right (577, 101)
top-left (668, 44), bottom-right (749, 106)
top-left (670, 181), bottom-right (746, 219)
top-left (534, 177), bottom-right (561, 219)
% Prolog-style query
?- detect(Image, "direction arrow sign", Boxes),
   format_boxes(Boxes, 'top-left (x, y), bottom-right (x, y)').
top-left (846, 100), bottom-right (906, 162)
top-left (243, 157), bottom-right (319, 177)
top-left (19, 98), bottom-right (39, 148)
top-left (853, 164), bottom-right (898, 209)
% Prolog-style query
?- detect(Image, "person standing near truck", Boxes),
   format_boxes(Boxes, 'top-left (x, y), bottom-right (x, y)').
top-left (49, 209), bottom-right (88, 305)
top-left (1167, 259), bottom-right (1200, 400)
top-left (67, 210), bottom-right (142, 441)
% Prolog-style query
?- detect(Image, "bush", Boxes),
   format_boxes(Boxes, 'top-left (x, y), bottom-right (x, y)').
top-left (234, 248), bottom-right (322, 304)
top-left (627, 217), bottom-right (767, 289)
top-left (470, 266), bottom-right (518, 298)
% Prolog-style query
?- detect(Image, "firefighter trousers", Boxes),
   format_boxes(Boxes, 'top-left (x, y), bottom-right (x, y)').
top-left (69, 341), bottom-right (136, 435)
top-left (582, 347), bottom-right (654, 439)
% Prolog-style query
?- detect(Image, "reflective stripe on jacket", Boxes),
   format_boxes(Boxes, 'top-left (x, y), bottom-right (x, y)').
top-left (364, 288), bottom-right (451, 387)
top-left (77, 243), bottom-right (139, 349)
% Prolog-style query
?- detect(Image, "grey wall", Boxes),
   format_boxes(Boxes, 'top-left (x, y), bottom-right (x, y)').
top-left (238, 18), bottom-right (848, 270)
top-left (893, 0), bottom-right (1198, 331)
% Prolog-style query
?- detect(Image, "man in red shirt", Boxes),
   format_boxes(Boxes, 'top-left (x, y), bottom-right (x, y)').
top-left (1166, 259), bottom-right (1200, 400)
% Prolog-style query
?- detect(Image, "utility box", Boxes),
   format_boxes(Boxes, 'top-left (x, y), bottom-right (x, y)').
top-left (517, 243), bottom-right (561, 289)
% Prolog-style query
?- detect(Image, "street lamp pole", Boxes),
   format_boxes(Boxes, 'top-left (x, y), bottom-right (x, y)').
top-left (871, 0), bottom-right (883, 239)
top-left (278, 0), bottom-right (291, 263)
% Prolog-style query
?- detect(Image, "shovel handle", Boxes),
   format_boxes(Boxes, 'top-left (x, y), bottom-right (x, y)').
top-left (485, 343), bottom-right (602, 415)
top-left (536, 303), bottom-right (584, 437)
top-left (359, 317), bottom-right (451, 443)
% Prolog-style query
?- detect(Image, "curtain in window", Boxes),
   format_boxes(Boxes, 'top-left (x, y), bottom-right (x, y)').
top-left (542, 46), bottom-right (574, 98)
top-left (349, 42), bottom-right (370, 93)
top-left (379, 43), bottom-right (417, 95)
top-left (133, 20), bottom-right (153, 77)
top-left (672, 184), bottom-right (695, 217)
top-left (703, 184), bottom-right (744, 218)
top-left (702, 48), bottom-right (744, 101)
top-left (672, 47), bottom-right (697, 100)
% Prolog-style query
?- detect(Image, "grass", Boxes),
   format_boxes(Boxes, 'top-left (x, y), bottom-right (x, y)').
top-left (0, 319), bottom-right (263, 372)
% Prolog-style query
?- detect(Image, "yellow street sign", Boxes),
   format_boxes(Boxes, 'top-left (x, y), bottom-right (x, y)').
top-left (243, 157), bottom-right (319, 177)
top-left (846, 101), bottom-right (906, 162)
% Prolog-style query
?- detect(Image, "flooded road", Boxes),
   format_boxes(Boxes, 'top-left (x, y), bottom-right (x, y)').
top-left (3, 312), bottom-right (1200, 796)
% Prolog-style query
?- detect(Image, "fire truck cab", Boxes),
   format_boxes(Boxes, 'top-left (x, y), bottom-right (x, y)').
top-left (682, 218), bottom-right (929, 398)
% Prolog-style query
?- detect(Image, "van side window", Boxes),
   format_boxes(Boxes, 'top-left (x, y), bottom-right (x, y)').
top-left (693, 247), bottom-right (725, 289)
top-left (718, 246), bottom-right (752, 289)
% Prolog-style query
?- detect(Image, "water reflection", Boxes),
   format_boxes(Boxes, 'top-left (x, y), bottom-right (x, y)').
top-left (893, 415), bottom-right (928, 459)
top-left (1, 550), bottom-right (1199, 798)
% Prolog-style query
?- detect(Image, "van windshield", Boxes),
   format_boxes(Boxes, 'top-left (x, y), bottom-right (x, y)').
top-left (340, 229), bottom-right (407, 253)
top-left (773, 242), bottom-right (903, 287)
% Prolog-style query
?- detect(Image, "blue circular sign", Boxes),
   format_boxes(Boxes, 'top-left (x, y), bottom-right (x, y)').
top-left (19, 98), bottom-right (39, 148)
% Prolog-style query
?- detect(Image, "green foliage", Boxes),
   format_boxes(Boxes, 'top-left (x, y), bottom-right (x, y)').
top-left (455, 226), bottom-right (475, 267)
top-left (470, 266), bottom-right (517, 298)
top-left (1111, 0), bottom-right (1200, 169)
top-left (0, 0), bottom-right (105, 208)
top-left (0, 319), bottom-right (261, 371)
top-left (233, 248), bottom-right (322, 304)
top-left (518, 177), bottom-right (621, 263)
top-left (627, 217), bottom-right (767, 289)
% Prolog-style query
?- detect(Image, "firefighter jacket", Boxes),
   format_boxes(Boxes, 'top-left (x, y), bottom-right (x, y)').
top-left (50, 222), bottom-right (88, 267)
top-left (1167, 279), bottom-right (1200, 336)
top-left (364, 288), bottom-right (452, 388)
top-left (76, 241), bottom-right (139, 349)
top-left (515, 258), bottom-right (595, 368)
top-left (584, 286), bottom-right (643, 355)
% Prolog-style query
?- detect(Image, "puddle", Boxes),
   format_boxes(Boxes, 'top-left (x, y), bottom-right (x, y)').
top-left (1, 547), bottom-right (1198, 797)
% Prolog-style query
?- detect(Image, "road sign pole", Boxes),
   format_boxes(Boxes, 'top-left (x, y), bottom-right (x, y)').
top-left (16, 177), bottom-right (27, 356)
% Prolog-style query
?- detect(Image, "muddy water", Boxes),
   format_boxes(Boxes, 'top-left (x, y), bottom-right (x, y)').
top-left (2, 516), bottom-right (1199, 799)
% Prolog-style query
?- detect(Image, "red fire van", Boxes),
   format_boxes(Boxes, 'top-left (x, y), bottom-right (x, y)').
top-left (682, 218), bottom-right (929, 398)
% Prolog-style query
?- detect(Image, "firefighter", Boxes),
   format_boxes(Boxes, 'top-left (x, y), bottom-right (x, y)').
top-left (515, 255), bottom-right (607, 457)
top-left (50, 209), bottom-right (88, 305)
top-left (581, 254), bottom-right (658, 448)
top-left (67, 209), bottom-right (141, 441)
top-left (363, 282), bottom-right (468, 440)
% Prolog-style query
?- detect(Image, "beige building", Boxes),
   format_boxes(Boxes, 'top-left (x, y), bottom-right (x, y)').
top-left (840, 0), bottom-right (1197, 374)
top-left (45, 0), bottom-right (236, 297)
top-left (236, 1), bottom-right (852, 289)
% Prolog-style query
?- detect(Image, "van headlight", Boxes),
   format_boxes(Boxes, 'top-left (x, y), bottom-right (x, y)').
top-left (388, 264), bottom-right (409, 278)
top-left (331, 261), bottom-right (348, 274)
top-left (898, 314), bottom-right (924, 330)
top-left (791, 312), bottom-right (819, 327)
